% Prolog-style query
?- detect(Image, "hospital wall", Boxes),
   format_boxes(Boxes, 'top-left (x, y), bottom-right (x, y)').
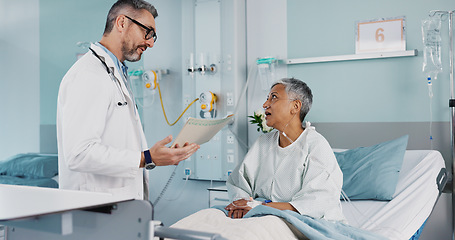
top-left (0, 0), bottom-right (114, 158)
top-left (142, 0), bottom-right (455, 232)
top-left (285, 0), bottom-right (455, 171)
top-left (38, 0), bottom-right (145, 155)
top-left (141, 0), bottom-right (227, 225)
top-left (0, 0), bottom-right (40, 160)
top-left (1, 0), bottom-right (454, 237)
top-left (285, 1), bottom-right (454, 239)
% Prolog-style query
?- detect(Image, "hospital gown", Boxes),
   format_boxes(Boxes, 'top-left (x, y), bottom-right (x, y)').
top-left (227, 122), bottom-right (347, 223)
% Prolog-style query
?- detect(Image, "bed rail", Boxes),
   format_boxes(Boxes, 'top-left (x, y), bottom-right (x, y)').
top-left (154, 226), bottom-right (228, 240)
top-left (437, 168), bottom-right (448, 194)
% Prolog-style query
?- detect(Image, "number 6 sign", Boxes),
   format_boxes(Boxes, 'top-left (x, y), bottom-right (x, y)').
top-left (355, 16), bottom-right (406, 54)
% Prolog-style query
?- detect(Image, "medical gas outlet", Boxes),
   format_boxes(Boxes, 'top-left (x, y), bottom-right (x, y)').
top-left (179, 0), bottom-right (247, 181)
top-left (209, 64), bottom-right (217, 74)
top-left (142, 70), bottom-right (157, 90)
top-left (198, 64), bottom-right (208, 75)
top-left (187, 53), bottom-right (217, 76)
top-left (199, 91), bottom-right (217, 118)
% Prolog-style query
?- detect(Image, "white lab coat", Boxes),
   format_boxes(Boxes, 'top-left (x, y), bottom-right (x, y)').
top-left (57, 43), bottom-right (148, 200)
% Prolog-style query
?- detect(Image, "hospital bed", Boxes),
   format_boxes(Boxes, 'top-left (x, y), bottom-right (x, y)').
top-left (0, 146), bottom-right (447, 239)
top-left (170, 148), bottom-right (447, 240)
top-left (341, 150), bottom-right (447, 239)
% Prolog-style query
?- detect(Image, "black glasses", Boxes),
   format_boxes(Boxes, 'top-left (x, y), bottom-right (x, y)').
top-left (124, 15), bottom-right (157, 42)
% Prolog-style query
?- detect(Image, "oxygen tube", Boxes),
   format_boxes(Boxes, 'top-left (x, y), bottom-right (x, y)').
top-left (156, 81), bottom-right (199, 126)
top-left (228, 58), bottom-right (279, 150)
top-left (135, 70), bottom-right (199, 126)
top-left (428, 77), bottom-right (434, 150)
top-left (227, 62), bottom-right (259, 150)
top-left (128, 69), bottom-right (199, 206)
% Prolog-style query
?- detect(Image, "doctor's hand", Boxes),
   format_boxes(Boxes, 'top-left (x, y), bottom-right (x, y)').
top-left (147, 135), bottom-right (199, 166)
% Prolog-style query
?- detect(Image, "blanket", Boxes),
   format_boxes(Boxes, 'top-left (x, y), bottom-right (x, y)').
top-left (215, 205), bottom-right (387, 240)
top-left (171, 208), bottom-right (297, 239)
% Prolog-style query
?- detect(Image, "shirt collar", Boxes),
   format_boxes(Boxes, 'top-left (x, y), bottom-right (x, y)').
top-left (94, 42), bottom-right (128, 77)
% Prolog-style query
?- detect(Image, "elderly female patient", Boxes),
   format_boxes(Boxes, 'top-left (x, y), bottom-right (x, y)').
top-left (226, 78), bottom-right (346, 223)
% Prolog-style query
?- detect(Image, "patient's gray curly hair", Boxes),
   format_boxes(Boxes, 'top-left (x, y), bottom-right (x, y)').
top-left (271, 78), bottom-right (313, 122)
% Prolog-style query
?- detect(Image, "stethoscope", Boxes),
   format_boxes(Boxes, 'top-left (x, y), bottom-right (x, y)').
top-left (89, 47), bottom-right (145, 151)
top-left (89, 47), bottom-right (128, 107)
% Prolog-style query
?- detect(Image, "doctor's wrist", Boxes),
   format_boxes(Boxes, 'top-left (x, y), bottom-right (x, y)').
top-left (143, 150), bottom-right (155, 170)
top-left (140, 152), bottom-right (145, 168)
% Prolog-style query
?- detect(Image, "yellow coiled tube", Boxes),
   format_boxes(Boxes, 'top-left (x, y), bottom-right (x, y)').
top-left (157, 81), bottom-right (199, 126)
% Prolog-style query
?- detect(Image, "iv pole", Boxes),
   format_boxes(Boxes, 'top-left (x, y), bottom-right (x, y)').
top-left (429, 9), bottom-right (454, 239)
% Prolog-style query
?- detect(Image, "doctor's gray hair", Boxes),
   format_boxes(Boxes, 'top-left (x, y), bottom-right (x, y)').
top-left (104, 0), bottom-right (158, 35)
top-left (271, 78), bottom-right (313, 122)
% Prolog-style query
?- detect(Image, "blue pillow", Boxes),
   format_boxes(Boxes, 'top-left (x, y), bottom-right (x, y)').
top-left (0, 153), bottom-right (58, 179)
top-left (0, 175), bottom-right (58, 188)
top-left (334, 135), bottom-right (408, 200)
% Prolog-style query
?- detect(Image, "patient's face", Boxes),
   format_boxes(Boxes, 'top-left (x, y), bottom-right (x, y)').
top-left (263, 84), bottom-right (293, 129)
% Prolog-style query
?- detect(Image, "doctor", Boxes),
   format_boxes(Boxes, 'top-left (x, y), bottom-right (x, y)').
top-left (57, 0), bottom-right (199, 200)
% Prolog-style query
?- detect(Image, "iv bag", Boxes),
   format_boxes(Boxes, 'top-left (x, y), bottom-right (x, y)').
top-left (421, 17), bottom-right (442, 80)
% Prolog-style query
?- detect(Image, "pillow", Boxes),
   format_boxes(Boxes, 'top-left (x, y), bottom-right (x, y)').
top-left (0, 175), bottom-right (58, 188)
top-left (334, 135), bottom-right (408, 200)
top-left (0, 153), bottom-right (58, 178)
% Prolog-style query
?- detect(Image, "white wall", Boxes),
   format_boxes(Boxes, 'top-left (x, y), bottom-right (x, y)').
top-left (142, 0), bottom-right (246, 226)
top-left (246, 0), bottom-right (287, 146)
top-left (0, 0), bottom-right (40, 160)
top-left (0, 1), bottom-right (451, 238)
top-left (140, 0), bottom-right (290, 227)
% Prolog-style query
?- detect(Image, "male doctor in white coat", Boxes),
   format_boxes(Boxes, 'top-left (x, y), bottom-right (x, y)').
top-left (57, 0), bottom-right (199, 200)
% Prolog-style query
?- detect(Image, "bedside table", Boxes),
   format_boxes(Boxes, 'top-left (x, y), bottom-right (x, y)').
top-left (208, 186), bottom-right (229, 207)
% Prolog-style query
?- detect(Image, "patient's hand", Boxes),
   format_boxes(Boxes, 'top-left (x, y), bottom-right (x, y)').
top-left (229, 208), bottom-right (251, 219)
top-left (225, 199), bottom-right (252, 219)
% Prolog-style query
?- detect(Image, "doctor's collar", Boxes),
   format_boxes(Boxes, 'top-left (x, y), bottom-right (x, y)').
top-left (94, 42), bottom-right (127, 76)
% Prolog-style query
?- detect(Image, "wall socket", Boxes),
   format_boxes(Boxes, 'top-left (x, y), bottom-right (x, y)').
top-left (227, 135), bottom-right (234, 144)
top-left (227, 154), bottom-right (234, 163)
top-left (226, 92), bottom-right (234, 106)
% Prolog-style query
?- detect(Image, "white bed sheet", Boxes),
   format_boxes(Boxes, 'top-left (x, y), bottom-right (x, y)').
top-left (171, 150), bottom-right (445, 240)
top-left (171, 208), bottom-right (298, 240)
top-left (341, 150), bottom-right (445, 240)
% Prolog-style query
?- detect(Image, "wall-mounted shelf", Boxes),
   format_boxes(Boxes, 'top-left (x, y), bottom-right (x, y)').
top-left (286, 49), bottom-right (418, 65)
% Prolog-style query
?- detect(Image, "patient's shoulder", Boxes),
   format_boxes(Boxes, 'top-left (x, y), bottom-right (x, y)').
top-left (256, 130), bottom-right (279, 143)
top-left (304, 129), bottom-right (332, 149)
